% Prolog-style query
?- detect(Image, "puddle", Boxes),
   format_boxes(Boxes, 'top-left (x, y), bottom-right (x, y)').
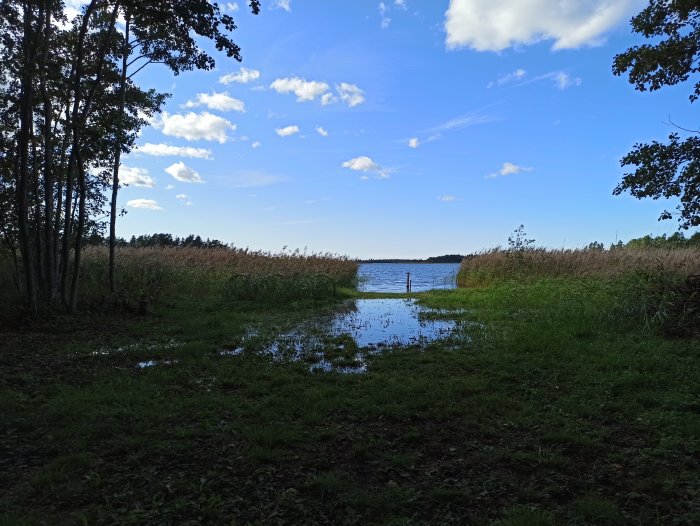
top-left (329, 299), bottom-right (456, 347)
top-left (137, 359), bottom-right (178, 369)
top-left (222, 299), bottom-right (460, 374)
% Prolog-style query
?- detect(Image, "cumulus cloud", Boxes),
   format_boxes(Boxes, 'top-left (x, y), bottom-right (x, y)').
top-left (220, 67), bottom-right (261, 84)
top-left (486, 162), bottom-right (533, 179)
top-left (184, 92), bottom-right (245, 112)
top-left (408, 137), bottom-right (420, 148)
top-left (275, 125), bottom-right (300, 137)
top-left (158, 112), bottom-right (234, 143)
top-left (127, 199), bottom-right (162, 210)
top-left (165, 162), bottom-right (204, 183)
top-left (270, 77), bottom-right (366, 107)
top-left (444, 0), bottom-right (642, 52)
top-left (120, 166), bottom-right (155, 187)
top-left (336, 83), bottom-right (365, 107)
top-left (342, 156), bottom-right (391, 179)
top-left (251, 141), bottom-right (262, 148)
top-left (222, 2), bottom-right (239, 12)
top-left (316, 126), bottom-right (329, 137)
top-left (176, 193), bottom-right (189, 200)
top-left (135, 143), bottom-right (213, 159)
top-left (270, 77), bottom-right (330, 102)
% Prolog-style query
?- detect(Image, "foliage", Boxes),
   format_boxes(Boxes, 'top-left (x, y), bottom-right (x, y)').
top-left (613, 1), bottom-right (700, 228)
top-left (458, 243), bottom-right (700, 336)
top-left (0, 0), bottom-right (260, 314)
top-left (1, 278), bottom-right (698, 524)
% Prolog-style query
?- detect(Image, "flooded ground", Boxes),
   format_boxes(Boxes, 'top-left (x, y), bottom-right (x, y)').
top-left (222, 298), bottom-right (462, 373)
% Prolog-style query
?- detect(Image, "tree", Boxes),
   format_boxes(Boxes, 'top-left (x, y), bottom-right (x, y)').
top-left (0, 0), bottom-right (260, 314)
top-left (613, 1), bottom-right (700, 229)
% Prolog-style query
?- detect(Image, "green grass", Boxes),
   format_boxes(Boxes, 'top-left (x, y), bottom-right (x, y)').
top-left (1, 277), bottom-right (698, 524)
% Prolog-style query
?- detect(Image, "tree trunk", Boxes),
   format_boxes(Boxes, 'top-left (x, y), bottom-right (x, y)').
top-left (17, 2), bottom-right (38, 315)
top-left (109, 12), bottom-right (130, 297)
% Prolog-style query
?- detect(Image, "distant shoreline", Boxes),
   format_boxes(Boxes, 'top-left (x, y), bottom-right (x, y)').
top-left (359, 255), bottom-right (465, 264)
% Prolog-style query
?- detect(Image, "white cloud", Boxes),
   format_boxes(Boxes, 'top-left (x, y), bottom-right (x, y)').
top-left (219, 67), bottom-right (261, 84)
top-left (275, 125), bottom-right (300, 137)
top-left (272, 0), bottom-right (291, 11)
top-left (496, 68), bottom-right (527, 87)
top-left (550, 71), bottom-right (582, 89)
top-left (336, 83), bottom-right (365, 107)
top-left (165, 162), bottom-right (204, 183)
top-left (120, 166), bottom-right (155, 187)
top-left (252, 141), bottom-right (262, 148)
top-left (158, 112), bottom-right (234, 143)
top-left (270, 77), bottom-right (330, 102)
top-left (427, 110), bottom-right (501, 135)
top-left (486, 162), bottom-right (533, 179)
top-left (395, 0), bottom-right (406, 7)
top-left (316, 126), bottom-right (329, 137)
top-left (127, 199), bottom-right (162, 211)
top-left (342, 156), bottom-right (379, 172)
top-left (222, 2), bottom-right (239, 13)
top-left (269, 77), bottom-right (366, 108)
top-left (342, 156), bottom-right (391, 179)
top-left (444, 0), bottom-right (642, 52)
top-left (166, 184), bottom-right (175, 190)
top-left (135, 143), bottom-right (213, 159)
top-left (438, 195), bottom-right (460, 202)
top-left (408, 137), bottom-right (420, 148)
top-left (176, 193), bottom-right (189, 200)
top-left (379, 2), bottom-right (391, 28)
top-left (184, 92), bottom-right (245, 112)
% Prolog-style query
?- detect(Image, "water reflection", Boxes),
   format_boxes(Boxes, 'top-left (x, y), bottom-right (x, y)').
top-left (222, 299), bottom-right (459, 374)
top-left (330, 299), bottom-right (455, 347)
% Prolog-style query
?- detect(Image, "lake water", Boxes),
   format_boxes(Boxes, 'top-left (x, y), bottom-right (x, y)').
top-left (358, 262), bottom-right (461, 293)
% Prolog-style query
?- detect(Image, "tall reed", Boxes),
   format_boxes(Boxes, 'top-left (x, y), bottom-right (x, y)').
top-left (77, 246), bottom-right (358, 305)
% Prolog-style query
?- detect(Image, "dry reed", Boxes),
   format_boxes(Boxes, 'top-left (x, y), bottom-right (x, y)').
top-left (79, 246), bottom-right (358, 303)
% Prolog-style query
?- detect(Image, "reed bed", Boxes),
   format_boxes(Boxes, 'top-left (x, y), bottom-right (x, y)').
top-left (458, 246), bottom-right (700, 287)
top-left (458, 246), bottom-right (700, 337)
top-left (79, 246), bottom-right (358, 304)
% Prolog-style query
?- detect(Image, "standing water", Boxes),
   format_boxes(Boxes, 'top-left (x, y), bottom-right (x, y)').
top-left (358, 263), bottom-right (461, 293)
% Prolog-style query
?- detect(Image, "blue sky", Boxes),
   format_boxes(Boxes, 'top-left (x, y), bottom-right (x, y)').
top-left (112, 0), bottom-right (697, 258)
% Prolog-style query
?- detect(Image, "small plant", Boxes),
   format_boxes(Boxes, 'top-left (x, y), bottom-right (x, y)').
top-left (507, 224), bottom-right (536, 253)
top-left (506, 224), bottom-right (536, 271)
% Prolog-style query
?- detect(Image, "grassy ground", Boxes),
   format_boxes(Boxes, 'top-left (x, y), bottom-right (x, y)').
top-left (1, 278), bottom-right (698, 525)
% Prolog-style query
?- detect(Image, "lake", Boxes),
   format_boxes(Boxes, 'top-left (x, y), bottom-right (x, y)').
top-left (358, 262), bottom-right (461, 293)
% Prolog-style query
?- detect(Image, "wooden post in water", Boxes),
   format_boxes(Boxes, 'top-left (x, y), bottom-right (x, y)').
top-left (406, 272), bottom-right (411, 293)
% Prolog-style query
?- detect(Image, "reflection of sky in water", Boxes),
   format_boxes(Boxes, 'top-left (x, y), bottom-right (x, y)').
top-left (219, 299), bottom-right (460, 374)
top-left (329, 299), bottom-right (455, 347)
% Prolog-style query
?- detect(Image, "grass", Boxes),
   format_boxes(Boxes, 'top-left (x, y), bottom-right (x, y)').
top-left (1, 249), bottom-right (699, 524)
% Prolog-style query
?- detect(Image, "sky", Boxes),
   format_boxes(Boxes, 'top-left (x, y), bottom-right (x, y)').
top-left (108, 0), bottom-right (699, 259)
